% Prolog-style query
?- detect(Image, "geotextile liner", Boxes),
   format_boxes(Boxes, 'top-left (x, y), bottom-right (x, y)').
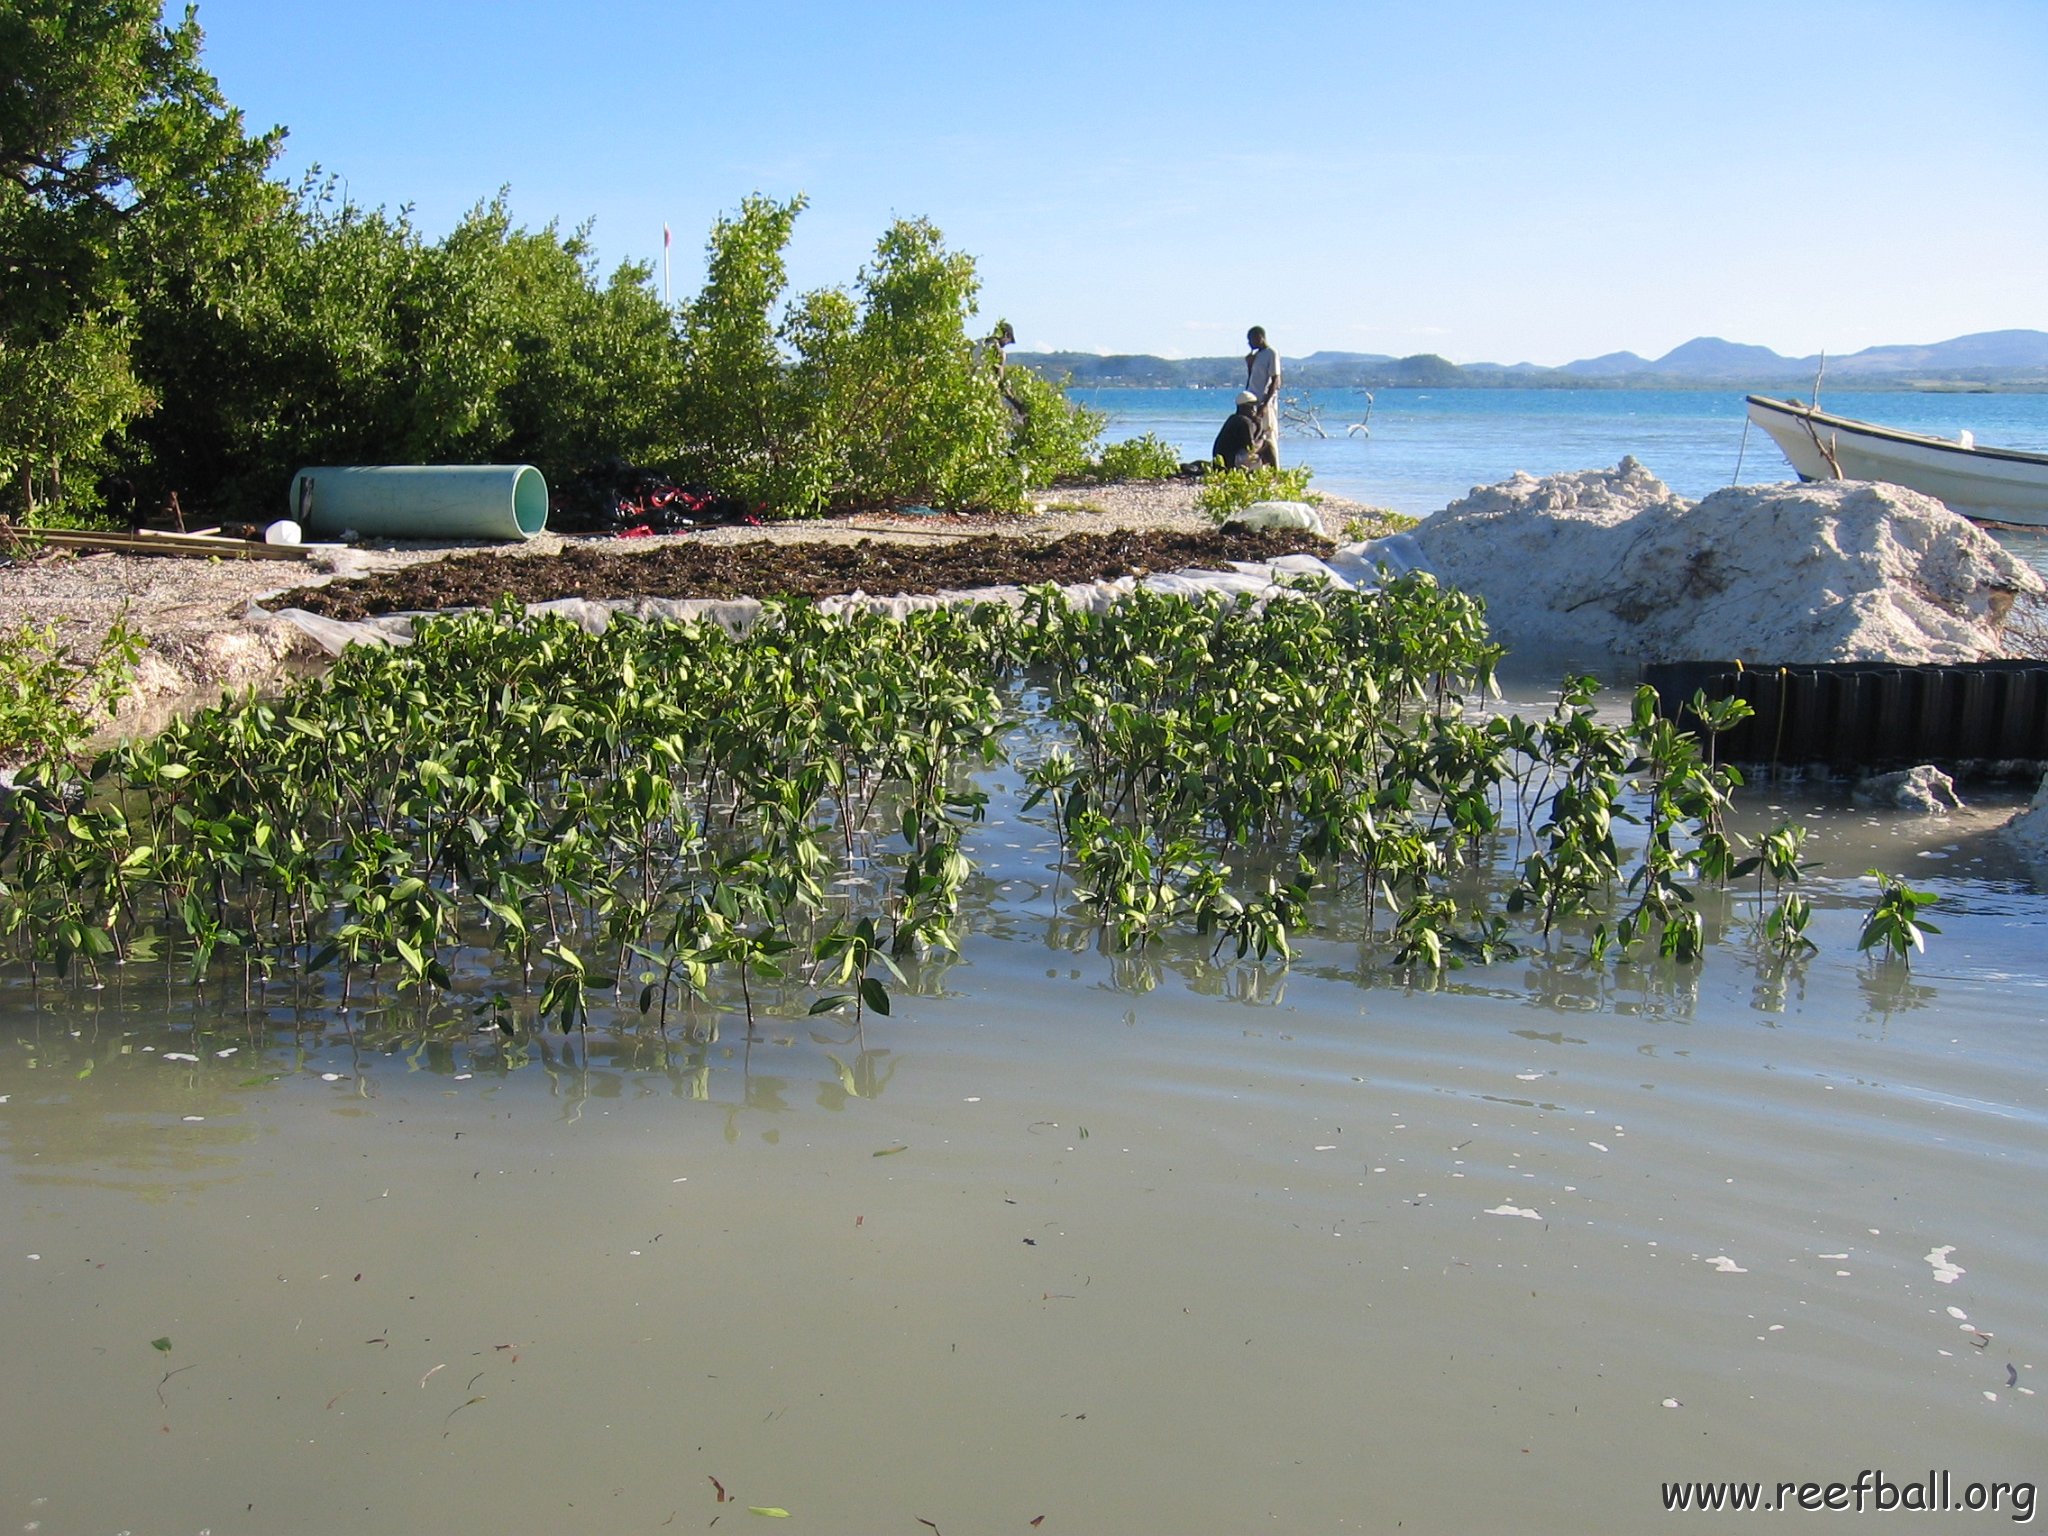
top-left (251, 528), bottom-right (1409, 655)
top-left (262, 527), bottom-right (1329, 622)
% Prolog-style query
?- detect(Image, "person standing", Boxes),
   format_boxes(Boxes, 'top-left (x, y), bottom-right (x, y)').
top-left (1245, 326), bottom-right (1281, 467)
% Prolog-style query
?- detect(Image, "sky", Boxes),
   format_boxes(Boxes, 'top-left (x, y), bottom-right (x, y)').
top-left (190, 0), bottom-right (2048, 366)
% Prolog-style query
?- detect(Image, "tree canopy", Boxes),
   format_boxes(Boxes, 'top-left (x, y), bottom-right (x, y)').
top-left (0, 5), bottom-right (1103, 524)
top-left (0, 0), bottom-right (283, 515)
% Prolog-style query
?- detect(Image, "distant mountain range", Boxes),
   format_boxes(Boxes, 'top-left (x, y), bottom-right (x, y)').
top-left (1012, 330), bottom-right (2048, 390)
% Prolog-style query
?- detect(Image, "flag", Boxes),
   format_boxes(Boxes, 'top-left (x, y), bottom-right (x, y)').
top-left (663, 223), bottom-right (671, 249)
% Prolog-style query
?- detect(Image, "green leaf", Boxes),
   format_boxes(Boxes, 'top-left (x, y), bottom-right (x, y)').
top-left (151, 1337), bottom-right (172, 1353)
top-left (747, 1509), bottom-right (790, 1519)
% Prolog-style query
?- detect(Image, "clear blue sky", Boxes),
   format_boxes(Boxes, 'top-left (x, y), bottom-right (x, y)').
top-left (191, 0), bottom-right (2047, 366)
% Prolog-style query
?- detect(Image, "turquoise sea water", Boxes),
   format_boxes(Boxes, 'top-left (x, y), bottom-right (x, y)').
top-left (1077, 383), bottom-right (2048, 529)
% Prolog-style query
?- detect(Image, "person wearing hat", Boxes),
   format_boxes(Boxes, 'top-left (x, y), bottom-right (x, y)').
top-left (1245, 326), bottom-right (1282, 467)
top-left (1212, 391), bottom-right (1265, 471)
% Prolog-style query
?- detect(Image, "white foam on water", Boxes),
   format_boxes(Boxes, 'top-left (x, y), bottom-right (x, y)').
top-left (1705, 1256), bottom-right (1748, 1273)
top-left (1485, 1205), bottom-right (1542, 1221)
top-left (1926, 1245), bottom-right (1967, 1284)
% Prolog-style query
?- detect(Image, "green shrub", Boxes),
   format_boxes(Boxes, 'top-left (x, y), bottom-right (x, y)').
top-left (675, 201), bottom-right (1102, 516)
top-left (1197, 463), bottom-right (1317, 522)
top-left (1090, 433), bottom-right (1181, 483)
top-left (1341, 509), bottom-right (1418, 541)
top-left (1003, 366), bottom-right (1104, 491)
top-left (0, 616), bottom-right (144, 766)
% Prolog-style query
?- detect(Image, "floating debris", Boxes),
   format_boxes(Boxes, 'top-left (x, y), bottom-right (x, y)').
top-left (1925, 1246), bottom-right (1967, 1284)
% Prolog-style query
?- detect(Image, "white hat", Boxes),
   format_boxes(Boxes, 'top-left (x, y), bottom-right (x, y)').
top-left (1236, 390), bottom-right (1259, 405)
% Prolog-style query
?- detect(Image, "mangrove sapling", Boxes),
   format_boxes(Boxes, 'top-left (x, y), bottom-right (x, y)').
top-left (0, 613), bottom-right (144, 767)
top-left (808, 916), bottom-right (905, 1027)
top-left (1197, 463), bottom-right (1317, 522)
top-left (1858, 872), bottom-right (1941, 965)
top-left (1753, 822), bottom-right (1817, 959)
top-left (0, 577), bottom-right (1924, 1035)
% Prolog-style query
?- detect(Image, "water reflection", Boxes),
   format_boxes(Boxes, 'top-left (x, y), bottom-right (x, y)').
top-left (2, 742), bottom-right (2045, 1132)
top-left (0, 1031), bottom-right (258, 1194)
top-left (1857, 962), bottom-right (1942, 1020)
top-left (818, 1047), bottom-right (898, 1107)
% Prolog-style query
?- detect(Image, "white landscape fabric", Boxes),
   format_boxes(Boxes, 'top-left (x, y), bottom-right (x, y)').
top-left (255, 463), bottom-right (2045, 668)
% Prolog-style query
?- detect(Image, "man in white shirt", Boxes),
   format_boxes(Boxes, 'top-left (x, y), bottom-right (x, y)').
top-left (1245, 327), bottom-right (1281, 466)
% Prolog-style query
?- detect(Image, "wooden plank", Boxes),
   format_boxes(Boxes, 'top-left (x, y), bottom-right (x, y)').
top-left (840, 520), bottom-right (975, 540)
top-left (16, 528), bottom-right (317, 561)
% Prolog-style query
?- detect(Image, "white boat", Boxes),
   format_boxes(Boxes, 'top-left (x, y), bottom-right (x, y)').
top-left (1744, 394), bottom-right (2048, 527)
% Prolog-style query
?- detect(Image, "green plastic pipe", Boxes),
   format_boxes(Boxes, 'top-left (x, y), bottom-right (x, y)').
top-left (288, 465), bottom-right (549, 542)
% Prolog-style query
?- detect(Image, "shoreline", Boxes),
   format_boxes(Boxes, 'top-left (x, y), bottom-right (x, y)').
top-left (0, 482), bottom-right (1393, 751)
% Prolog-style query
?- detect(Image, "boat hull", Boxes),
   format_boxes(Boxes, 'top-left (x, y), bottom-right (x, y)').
top-left (1745, 395), bottom-right (2048, 527)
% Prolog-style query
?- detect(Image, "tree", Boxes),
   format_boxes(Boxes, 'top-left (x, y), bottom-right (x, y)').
top-left (830, 218), bottom-right (1016, 510)
top-left (127, 182), bottom-right (687, 518)
top-left (0, 0), bottom-right (282, 517)
top-left (672, 198), bottom-right (1103, 517)
top-left (674, 193), bottom-right (818, 514)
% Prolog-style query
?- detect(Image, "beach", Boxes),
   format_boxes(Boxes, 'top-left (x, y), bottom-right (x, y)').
top-left (0, 480), bottom-right (1400, 738)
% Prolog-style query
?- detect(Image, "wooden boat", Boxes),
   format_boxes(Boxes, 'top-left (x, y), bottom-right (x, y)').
top-left (1744, 394), bottom-right (2048, 527)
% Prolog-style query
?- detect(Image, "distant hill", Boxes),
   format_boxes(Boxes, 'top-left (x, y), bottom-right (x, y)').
top-left (1653, 336), bottom-right (1799, 376)
top-left (1560, 350), bottom-right (1652, 377)
top-left (1825, 330), bottom-right (2048, 377)
top-left (1012, 329), bottom-right (2048, 390)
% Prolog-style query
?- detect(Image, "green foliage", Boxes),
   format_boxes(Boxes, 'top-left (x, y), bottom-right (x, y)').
top-left (126, 184), bottom-right (685, 518)
top-left (1, 7), bottom-right (1102, 524)
top-left (0, 0), bottom-right (283, 519)
top-left (1, 563), bottom-right (1911, 1009)
top-left (0, 317), bottom-right (150, 523)
top-left (1755, 821), bottom-right (1816, 958)
top-left (1090, 432), bottom-right (1181, 483)
top-left (674, 193), bottom-right (815, 515)
top-left (1341, 510), bottom-right (1418, 541)
top-left (677, 203), bottom-right (1100, 515)
top-left (0, 615), bottom-right (143, 765)
top-left (1198, 463), bottom-right (1317, 521)
top-left (830, 218), bottom-right (1013, 510)
top-left (1858, 871), bottom-right (1940, 964)
top-left (1001, 365), bottom-right (1103, 490)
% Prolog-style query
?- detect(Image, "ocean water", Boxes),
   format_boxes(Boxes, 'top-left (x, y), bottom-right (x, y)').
top-left (1075, 386), bottom-right (2048, 570)
top-left (5, 753), bottom-right (2045, 1533)
top-left (4, 388), bottom-right (2046, 1532)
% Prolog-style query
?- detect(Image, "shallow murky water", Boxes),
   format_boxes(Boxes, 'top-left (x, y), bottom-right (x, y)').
top-left (4, 738), bottom-right (2045, 1533)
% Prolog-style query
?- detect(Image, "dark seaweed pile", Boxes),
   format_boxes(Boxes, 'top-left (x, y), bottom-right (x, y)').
top-left (267, 526), bottom-right (1331, 620)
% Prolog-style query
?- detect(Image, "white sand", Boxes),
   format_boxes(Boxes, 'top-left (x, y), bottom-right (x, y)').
top-left (1407, 459), bottom-right (2045, 665)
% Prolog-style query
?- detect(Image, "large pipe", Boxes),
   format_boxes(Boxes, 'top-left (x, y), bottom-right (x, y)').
top-left (288, 465), bottom-right (549, 542)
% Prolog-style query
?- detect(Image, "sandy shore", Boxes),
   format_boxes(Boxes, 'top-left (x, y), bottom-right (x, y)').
top-left (0, 481), bottom-right (1387, 743)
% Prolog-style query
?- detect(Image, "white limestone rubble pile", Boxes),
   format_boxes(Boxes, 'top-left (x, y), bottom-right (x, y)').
top-left (1853, 766), bottom-right (1963, 814)
top-left (1406, 459), bottom-right (2045, 664)
top-left (1997, 775), bottom-right (2048, 861)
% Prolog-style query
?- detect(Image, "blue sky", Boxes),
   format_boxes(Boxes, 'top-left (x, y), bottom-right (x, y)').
top-left (193, 0), bottom-right (2047, 365)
